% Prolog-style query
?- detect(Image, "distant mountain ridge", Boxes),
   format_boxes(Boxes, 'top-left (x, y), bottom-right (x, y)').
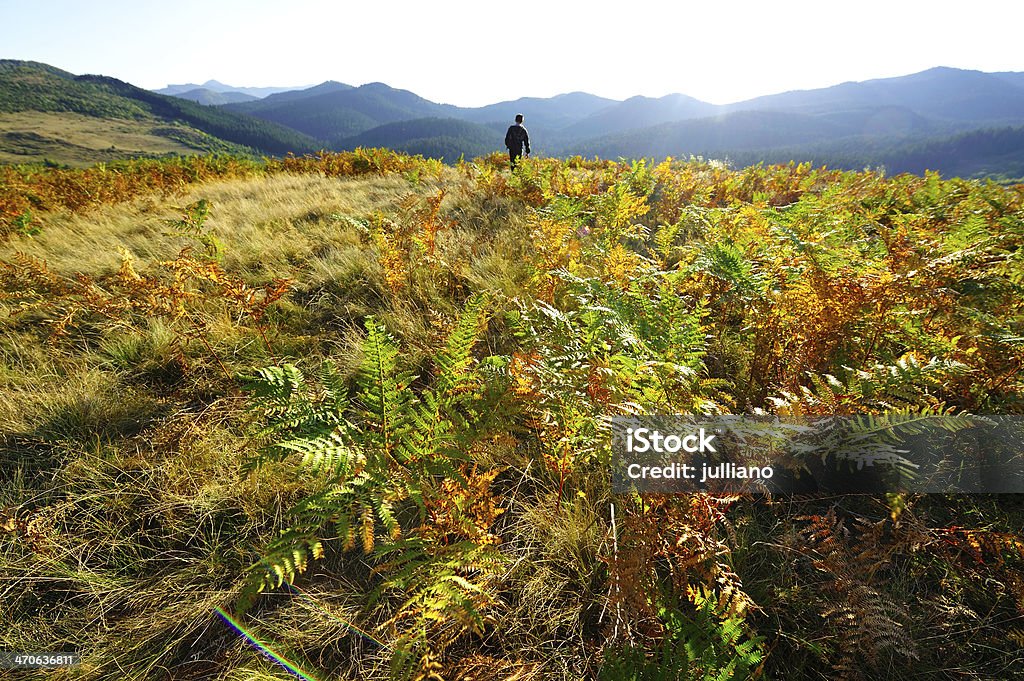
top-left (458, 92), bottom-right (618, 128)
top-left (560, 93), bottom-right (720, 140)
top-left (724, 67), bottom-right (1024, 123)
top-left (3, 59), bottom-right (1024, 179)
top-left (201, 65), bottom-right (1024, 177)
top-left (170, 88), bottom-right (259, 105)
top-left (223, 82), bottom-right (459, 140)
top-left (156, 79), bottom-right (309, 99)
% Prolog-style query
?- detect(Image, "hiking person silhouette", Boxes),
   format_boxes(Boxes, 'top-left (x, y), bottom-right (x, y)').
top-left (504, 113), bottom-right (530, 170)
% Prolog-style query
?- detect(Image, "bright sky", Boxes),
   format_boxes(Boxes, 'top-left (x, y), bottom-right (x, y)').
top-left (2, 0), bottom-right (1023, 107)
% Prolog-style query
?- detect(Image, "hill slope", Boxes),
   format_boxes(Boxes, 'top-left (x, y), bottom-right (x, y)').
top-left (726, 67), bottom-right (1024, 123)
top-left (6, 61), bottom-right (1024, 176)
top-left (227, 80), bottom-right (354, 108)
top-left (565, 107), bottom-right (935, 158)
top-left (0, 60), bottom-right (319, 159)
top-left (76, 74), bottom-right (319, 155)
top-left (212, 66), bottom-right (1024, 175)
top-left (561, 93), bottom-right (720, 140)
top-left (458, 91), bottom-right (618, 128)
top-left (334, 117), bottom-right (496, 160)
top-left (224, 82), bottom-right (460, 140)
top-left (0, 111), bottom-right (248, 165)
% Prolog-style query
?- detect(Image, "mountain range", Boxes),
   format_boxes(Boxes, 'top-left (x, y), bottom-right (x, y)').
top-left (2, 60), bottom-right (1024, 179)
top-left (156, 80), bottom-right (309, 99)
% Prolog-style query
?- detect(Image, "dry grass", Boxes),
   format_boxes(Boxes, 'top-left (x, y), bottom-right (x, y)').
top-left (0, 111), bottom-right (215, 165)
top-left (0, 165), bottom-right (540, 679)
top-left (3, 156), bottom-right (1022, 681)
top-left (0, 172), bottom-right (444, 277)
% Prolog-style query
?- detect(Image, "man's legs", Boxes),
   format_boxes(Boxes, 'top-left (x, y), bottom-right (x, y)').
top-left (510, 149), bottom-right (521, 170)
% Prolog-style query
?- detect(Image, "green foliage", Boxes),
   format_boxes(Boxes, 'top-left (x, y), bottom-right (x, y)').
top-left (164, 199), bottom-right (223, 260)
top-left (5, 149), bottom-right (1024, 681)
top-left (373, 537), bottom-right (507, 680)
top-left (512, 268), bottom-right (727, 417)
top-left (599, 592), bottom-right (765, 681)
top-left (0, 60), bottom-right (150, 118)
top-left (239, 294), bottom-right (509, 673)
top-left (12, 208), bottom-right (39, 236)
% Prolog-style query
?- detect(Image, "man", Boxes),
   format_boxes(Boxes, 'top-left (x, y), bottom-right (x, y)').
top-left (504, 113), bottom-right (530, 170)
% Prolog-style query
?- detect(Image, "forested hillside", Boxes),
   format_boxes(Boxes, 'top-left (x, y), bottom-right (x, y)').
top-left (0, 61), bottom-right (318, 162)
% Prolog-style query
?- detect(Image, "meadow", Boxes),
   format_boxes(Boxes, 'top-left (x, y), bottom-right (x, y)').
top-left (1, 150), bottom-right (1023, 680)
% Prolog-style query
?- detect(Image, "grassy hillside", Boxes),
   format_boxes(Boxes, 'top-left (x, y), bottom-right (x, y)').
top-left (0, 61), bottom-right (320, 158)
top-left (1, 152), bottom-right (1023, 680)
top-left (0, 60), bottom-right (150, 118)
top-left (77, 75), bottom-right (320, 155)
top-left (0, 111), bottom-right (251, 165)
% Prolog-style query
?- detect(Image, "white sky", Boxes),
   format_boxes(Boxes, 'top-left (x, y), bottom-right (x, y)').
top-left (2, 0), bottom-right (1023, 106)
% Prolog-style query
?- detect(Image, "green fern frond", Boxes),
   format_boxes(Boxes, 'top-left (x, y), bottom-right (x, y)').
top-left (398, 294), bottom-right (493, 471)
top-left (357, 316), bottom-right (415, 460)
top-left (600, 589), bottom-right (765, 681)
top-left (243, 363), bottom-right (304, 399)
top-left (433, 292), bottom-right (490, 391)
top-left (238, 529), bottom-right (323, 614)
top-left (236, 293), bottom-right (506, 681)
top-left (275, 426), bottom-right (363, 476)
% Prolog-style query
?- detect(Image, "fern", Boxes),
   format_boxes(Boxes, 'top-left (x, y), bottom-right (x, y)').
top-left (373, 538), bottom-right (506, 681)
top-left (238, 529), bottom-right (324, 608)
top-left (238, 294), bottom-right (508, 675)
top-left (357, 316), bottom-right (414, 461)
top-left (240, 362), bottom-right (350, 474)
top-left (795, 510), bottom-right (920, 680)
top-left (599, 589), bottom-right (765, 681)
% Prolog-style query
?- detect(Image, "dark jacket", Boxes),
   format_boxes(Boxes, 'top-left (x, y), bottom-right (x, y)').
top-left (505, 123), bottom-right (530, 154)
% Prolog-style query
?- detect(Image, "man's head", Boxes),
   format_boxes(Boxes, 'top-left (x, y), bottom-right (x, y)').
top-left (515, 113), bottom-right (524, 124)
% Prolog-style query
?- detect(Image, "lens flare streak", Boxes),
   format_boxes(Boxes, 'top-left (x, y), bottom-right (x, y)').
top-left (215, 607), bottom-right (320, 681)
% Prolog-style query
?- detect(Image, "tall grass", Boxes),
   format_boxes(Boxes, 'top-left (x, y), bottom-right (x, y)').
top-left (1, 152), bottom-right (1022, 680)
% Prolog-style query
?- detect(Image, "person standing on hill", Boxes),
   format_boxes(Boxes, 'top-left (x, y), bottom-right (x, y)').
top-left (505, 113), bottom-right (530, 170)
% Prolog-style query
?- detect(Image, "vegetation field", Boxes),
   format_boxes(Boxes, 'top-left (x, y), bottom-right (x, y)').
top-left (1, 150), bottom-right (1023, 680)
top-left (0, 112), bottom-right (249, 165)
